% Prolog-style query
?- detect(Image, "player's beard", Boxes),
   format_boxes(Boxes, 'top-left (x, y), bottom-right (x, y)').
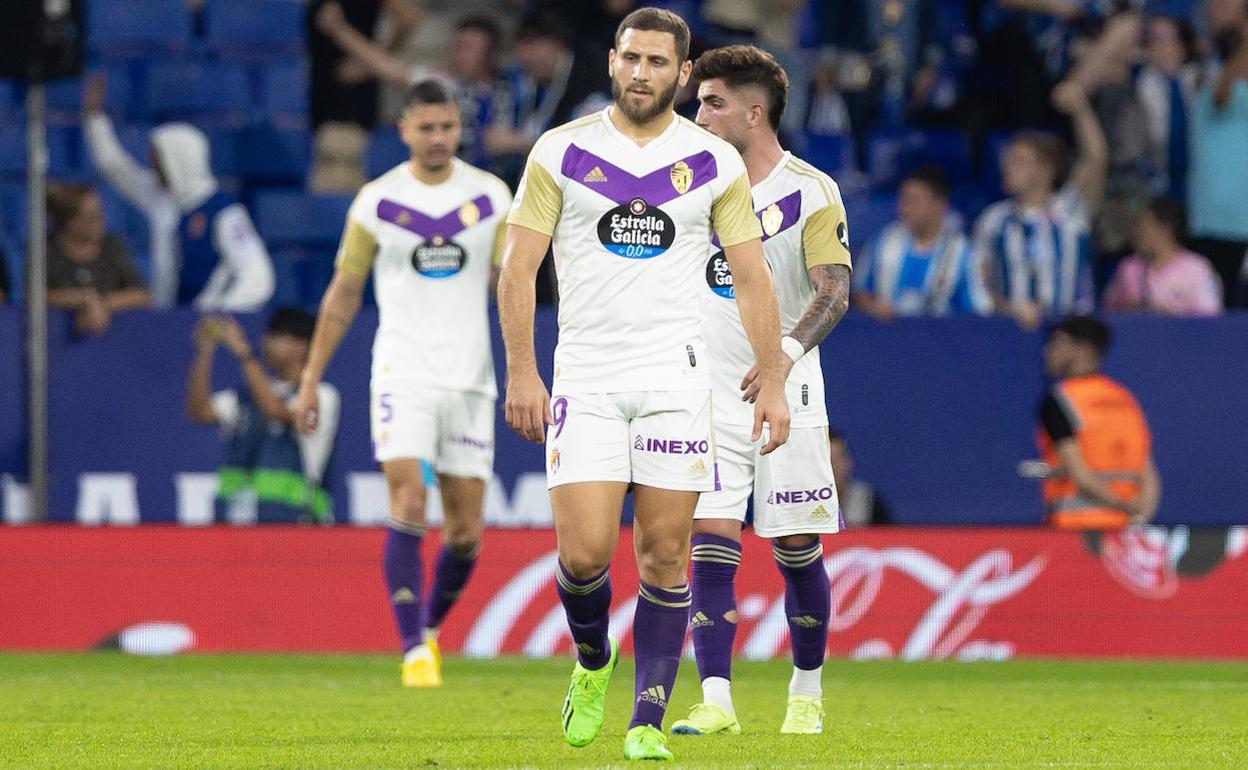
top-left (612, 77), bottom-right (679, 124)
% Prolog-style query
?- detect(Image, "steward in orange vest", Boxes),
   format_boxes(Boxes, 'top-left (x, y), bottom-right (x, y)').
top-left (1036, 317), bottom-right (1161, 530)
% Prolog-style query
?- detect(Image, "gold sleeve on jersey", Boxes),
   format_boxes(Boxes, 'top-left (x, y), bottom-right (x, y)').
top-left (507, 156), bottom-right (562, 236)
top-left (491, 220), bottom-right (507, 266)
top-left (803, 203), bottom-right (853, 271)
top-left (711, 171), bottom-right (763, 248)
top-left (335, 220), bottom-right (379, 277)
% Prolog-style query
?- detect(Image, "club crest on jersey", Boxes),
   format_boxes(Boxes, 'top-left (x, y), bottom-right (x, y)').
top-left (596, 197), bottom-right (675, 259)
top-left (761, 203), bottom-right (784, 237)
top-left (670, 161), bottom-right (692, 195)
top-left (458, 202), bottom-right (480, 228)
top-left (411, 234), bottom-right (466, 278)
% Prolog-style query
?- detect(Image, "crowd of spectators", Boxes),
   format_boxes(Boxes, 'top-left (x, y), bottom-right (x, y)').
top-left (1, 0), bottom-right (1246, 324)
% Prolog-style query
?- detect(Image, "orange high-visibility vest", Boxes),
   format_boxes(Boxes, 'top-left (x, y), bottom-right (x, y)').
top-left (1037, 374), bottom-right (1151, 530)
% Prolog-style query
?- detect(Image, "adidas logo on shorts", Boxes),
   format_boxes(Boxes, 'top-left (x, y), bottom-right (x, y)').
top-left (809, 504), bottom-right (831, 522)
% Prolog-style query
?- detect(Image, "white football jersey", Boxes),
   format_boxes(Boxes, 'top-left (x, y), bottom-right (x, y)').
top-left (508, 108), bottom-right (761, 394)
top-left (701, 152), bottom-right (851, 428)
top-left (336, 159), bottom-right (512, 397)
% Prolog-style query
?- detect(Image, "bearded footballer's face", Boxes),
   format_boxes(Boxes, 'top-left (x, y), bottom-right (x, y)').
top-left (609, 28), bottom-right (690, 126)
top-left (400, 102), bottom-right (462, 173)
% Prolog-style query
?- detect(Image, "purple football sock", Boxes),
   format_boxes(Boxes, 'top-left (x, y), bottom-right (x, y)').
top-left (629, 581), bottom-right (691, 730)
top-left (773, 539), bottom-right (831, 671)
top-left (424, 542), bottom-right (480, 631)
top-left (555, 560), bottom-right (613, 670)
top-left (382, 524), bottom-right (425, 653)
top-left (689, 534), bottom-right (741, 682)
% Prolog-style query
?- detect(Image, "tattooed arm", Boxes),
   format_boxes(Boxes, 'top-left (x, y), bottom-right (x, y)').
top-left (740, 264), bottom-right (851, 402)
top-left (789, 263), bottom-right (852, 352)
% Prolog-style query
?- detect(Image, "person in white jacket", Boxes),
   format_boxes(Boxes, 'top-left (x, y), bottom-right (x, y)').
top-left (82, 73), bottom-right (274, 311)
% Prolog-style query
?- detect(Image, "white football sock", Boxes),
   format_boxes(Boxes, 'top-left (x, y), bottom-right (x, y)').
top-left (702, 676), bottom-right (735, 715)
top-left (789, 665), bottom-right (823, 698)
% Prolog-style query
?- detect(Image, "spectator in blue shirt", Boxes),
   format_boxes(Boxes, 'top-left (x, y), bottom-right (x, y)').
top-left (855, 166), bottom-right (989, 320)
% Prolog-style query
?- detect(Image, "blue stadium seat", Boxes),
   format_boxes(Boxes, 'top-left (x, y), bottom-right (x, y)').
top-left (143, 61), bottom-right (250, 125)
top-left (270, 246), bottom-right (337, 309)
top-left (0, 123), bottom-right (74, 180)
top-left (366, 129), bottom-right (407, 179)
top-left (843, 192), bottom-right (898, 250)
top-left (88, 0), bottom-right (192, 55)
top-left (2, 235), bottom-right (23, 303)
top-left (0, 183), bottom-right (26, 242)
top-left (236, 125), bottom-right (310, 186)
top-left (45, 66), bottom-right (136, 120)
top-left (253, 190), bottom-right (351, 247)
top-left (205, 0), bottom-right (306, 58)
top-left (868, 130), bottom-right (975, 188)
top-left (259, 62), bottom-right (309, 122)
top-left (800, 133), bottom-right (849, 176)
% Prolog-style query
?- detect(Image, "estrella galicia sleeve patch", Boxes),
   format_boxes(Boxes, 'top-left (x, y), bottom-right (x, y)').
top-left (411, 235), bottom-right (466, 278)
top-left (705, 251), bottom-right (734, 299)
top-left (596, 198), bottom-right (676, 259)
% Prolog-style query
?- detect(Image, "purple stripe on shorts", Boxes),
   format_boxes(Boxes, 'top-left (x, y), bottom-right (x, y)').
top-left (561, 145), bottom-right (718, 206)
top-left (376, 194), bottom-right (495, 239)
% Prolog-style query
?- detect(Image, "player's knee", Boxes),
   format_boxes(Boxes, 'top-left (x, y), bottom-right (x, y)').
top-left (445, 532), bottom-right (480, 558)
top-left (560, 552), bottom-right (611, 581)
top-left (636, 544), bottom-right (687, 584)
top-left (388, 482), bottom-right (426, 526)
top-left (773, 533), bottom-right (819, 549)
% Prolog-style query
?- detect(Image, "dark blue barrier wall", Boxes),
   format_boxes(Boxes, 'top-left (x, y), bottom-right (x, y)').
top-left (0, 307), bottom-right (1245, 525)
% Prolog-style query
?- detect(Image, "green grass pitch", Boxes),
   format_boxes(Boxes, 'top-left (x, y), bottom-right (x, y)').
top-left (2, 654), bottom-right (1246, 769)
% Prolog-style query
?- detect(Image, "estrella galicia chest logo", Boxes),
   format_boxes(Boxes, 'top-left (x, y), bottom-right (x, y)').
top-left (376, 195), bottom-right (494, 280)
top-left (706, 251), bottom-right (734, 298)
top-left (597, 198), bottom-right (675, 259)
top-left (561, 145), bottom-right (719, 261)
top-left (705, 189), bottom-right (803, 299)
top-left (411, 234), bottom-right (466, 277)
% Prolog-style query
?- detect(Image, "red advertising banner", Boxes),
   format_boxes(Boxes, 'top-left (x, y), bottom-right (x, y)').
top-left (1, 526), bottom-right (1244, 658)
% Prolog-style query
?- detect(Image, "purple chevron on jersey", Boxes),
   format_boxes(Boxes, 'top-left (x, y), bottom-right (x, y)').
top-left (562, 145), bottom-right (718, 206)
top-left (376, 195), bottom-right (495, 239)
top-left (711, 189), bottom-right (803, 249)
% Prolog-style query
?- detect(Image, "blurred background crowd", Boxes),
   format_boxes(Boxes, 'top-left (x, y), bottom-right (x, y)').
top-left (1, 0), bottom-right (1246, 326)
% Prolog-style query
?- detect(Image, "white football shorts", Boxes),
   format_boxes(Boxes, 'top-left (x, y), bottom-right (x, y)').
top-left (694, 424), bottom-right (843, 538)
top-left (371, 382), bottom-right (495, 480)
top-left (544, 390), bottom-right (716, 491)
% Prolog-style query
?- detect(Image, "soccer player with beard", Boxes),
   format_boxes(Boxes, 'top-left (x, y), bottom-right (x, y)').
top-left (292, 80), bottom-right (513, 689)
top-left (498, 8), bottom-right (790, 762)
top-left (671, 45), bottom-right (852, 737)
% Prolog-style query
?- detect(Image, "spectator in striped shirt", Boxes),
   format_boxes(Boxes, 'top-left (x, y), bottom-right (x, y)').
top-left (973, 80), bottom-right (1109, 329)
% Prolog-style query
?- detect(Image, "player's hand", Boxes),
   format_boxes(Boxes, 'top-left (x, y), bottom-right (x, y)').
top-left (752, 379), bottom-right (790, 456)
top-left (739, 352), bottom-right (795, 404)
top-left (74, 291), bottom-right (111, 337)
top-left (291, 379), bottom-right (321, 436)
top-left (505, 370), bottom-right (551, 444)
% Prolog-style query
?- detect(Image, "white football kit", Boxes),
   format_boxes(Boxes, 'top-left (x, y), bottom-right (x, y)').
top-left (697, 152), bottom-right (851, 537)
top-left (508, 108), bottom-right (762, 490)
top-left (336, 158), bottom-right (512, 478)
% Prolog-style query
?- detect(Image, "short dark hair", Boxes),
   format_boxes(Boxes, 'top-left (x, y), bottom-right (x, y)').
top-left (902, 165), bottom-right (951, 200)
top-left (1011, 130), bottom-right (1070, 189)
top-left (455, 15), bottom-right (500, 50)
top-left (691, 45), bottom-right (790, 130)
top-left (516, 13), bottom-right (572, 48)
top-left (1050, 315), bottom-right (1111, 357)
top-left (267, 307), bottom-right (316, 341)
top-left (1151, 14), bottom-right (1197, 63)
top-left (404, 78), bottom-right (456, 110)
top-left (616, 7), bottom-right (691, 62)
top-left (1144, 196), bottom-right (1187, 240)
